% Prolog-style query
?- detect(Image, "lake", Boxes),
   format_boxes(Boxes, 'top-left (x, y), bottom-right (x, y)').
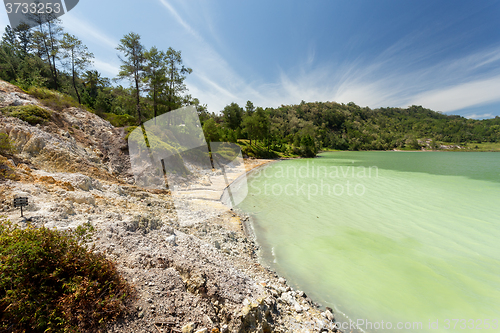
top-left (236, 152), bottom-right (500, 333)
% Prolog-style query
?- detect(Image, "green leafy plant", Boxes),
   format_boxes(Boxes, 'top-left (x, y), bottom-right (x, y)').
top-left (0, 219), bottom-right (134, 332)
top-left (27, 87), bottom-right (80, 111)
top-left (1, 105), bottom-right (52, 125)
top-left (104, 113), bottom-right (137, 127)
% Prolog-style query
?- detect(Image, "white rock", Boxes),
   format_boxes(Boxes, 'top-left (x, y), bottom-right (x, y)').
top-left (66, 192), bottom-right (95, 206)
top-left (166, 234), bottom-right (176, 246)
top-left (280, 292), bottom-right (294, 305)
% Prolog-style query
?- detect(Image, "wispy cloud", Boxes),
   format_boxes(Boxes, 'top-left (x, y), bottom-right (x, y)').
top-left (61, 13), bottom-right (118, 50)
top-left (156, 0), bottom-right (267, 112)
top-left (254, 43), bottom-right (500, 112)
top-left (153, 1), bottom-right (500, 115)
top-left (465, 113), bottom-right (494, 119)
top-left (92, 59), bottom-right (120, 77)
top-left (157, 0), bottom-right (199, 38)
top-left (407, 76), bottom-right (500, 112)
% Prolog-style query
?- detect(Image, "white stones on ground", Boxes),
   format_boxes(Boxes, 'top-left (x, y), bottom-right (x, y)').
top-left (109, 184), bottom-right (124, 195)
top-left (321, 309), bottom-right (335, 322)
top-left (280, 292), bottom-right (295, 305)
top-left (166, 234), bottom-right (177, 246)
top-left (181, 322), bottom-right (195, 333)
top-left (294, 303), bottom-right (303, 313)
top-left (65, 191), bottom-right (95, 206)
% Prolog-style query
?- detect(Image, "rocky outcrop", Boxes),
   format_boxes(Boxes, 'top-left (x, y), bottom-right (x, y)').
top-left (1, 82), bottom-right (130, 182)
top-left (0, 80), bottom-right (342, 332)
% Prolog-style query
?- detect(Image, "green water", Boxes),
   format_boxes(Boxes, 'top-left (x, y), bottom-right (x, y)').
top-left (236, 152), bottom-right (500, 332)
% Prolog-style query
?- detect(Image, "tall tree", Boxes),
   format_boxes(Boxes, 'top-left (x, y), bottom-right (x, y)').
top-left (222, 102), bottom-right (243, 130)
top-left (116, 32), bottom-right (145, 123)
top-left (14, 23), bottom-right (32, 56)
top-left (242, 113), bottom-right (259, 146)
top-left (0, 26), bottom-right (20, 81)
top-left (164, 47), bottom-right (192, 111)
top-left (29, 12), bottom-right (63, 90)
top-left (83, 70), bottom-right (107, 98)
top-left (60, 33), bottom-right (94, 104)
top-left (143, 46), bottom-right (167, 120)
top-left (245, 100), bottom-right (255, 115)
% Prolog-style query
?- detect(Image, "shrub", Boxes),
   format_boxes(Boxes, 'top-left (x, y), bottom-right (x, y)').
top-left (124, 126), bottom-right (137, 140)
top-left (1, 105), bottom-right (52, 125)
top-left (27, 87), bottom-right (80, 111)
top-left (0, 219), bottom-right (134, 332)
top-left (104, 113), bottom-right (137, 127)
top-left (0, 133), bottom-right (13, 155)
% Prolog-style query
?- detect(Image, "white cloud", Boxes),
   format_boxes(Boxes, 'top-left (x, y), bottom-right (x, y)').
top-left (61, 13), bottom-right (117, 50)
top-left (407, 76), bottom-right (500, 112)
top-left (465, 113), bottom-right (494, 119)
top-left (157, 0), bottom-right (198, 38)
top-left (92, 59), bottom-right (120, 77)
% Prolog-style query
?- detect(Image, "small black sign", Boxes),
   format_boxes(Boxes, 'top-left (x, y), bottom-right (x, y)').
top-left (14, 197), bottom-right (28, 207)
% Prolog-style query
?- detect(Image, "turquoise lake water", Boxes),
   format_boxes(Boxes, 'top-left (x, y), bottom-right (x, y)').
top-left (236, 152), bottom-right (500, 333)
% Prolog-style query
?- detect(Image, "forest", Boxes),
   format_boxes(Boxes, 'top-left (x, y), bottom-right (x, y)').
top-left (1, 17), bottom-right (500, 159)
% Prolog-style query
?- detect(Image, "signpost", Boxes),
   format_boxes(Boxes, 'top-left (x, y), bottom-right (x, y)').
top-left (13, 197), bottom-right (28, 217)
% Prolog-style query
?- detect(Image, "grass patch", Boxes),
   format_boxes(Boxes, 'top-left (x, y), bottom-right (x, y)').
top-left (27, 87), bottom-right (80, 111)
top-left (124, 126), bottom-right (137, 140)
top-left (104, 113), bottom-right (137, 127)
top-left (0, 219), bottom-right (134, 332)
top-left (463, 142), bottom-right (500, 152)
top-left (1, 105), bottom-right (52, 125)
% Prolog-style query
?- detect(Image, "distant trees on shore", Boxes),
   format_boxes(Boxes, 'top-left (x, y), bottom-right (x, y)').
top-left (201, 101), bottom-right (500, 157)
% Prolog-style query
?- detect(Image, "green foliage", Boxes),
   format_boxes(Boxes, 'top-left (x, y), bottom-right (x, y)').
top-left (60, 33), bottom-right (94, 105)
top-left (27, 87), bottom-right (80, 111)
top-left (1, 105), bottom-right (51, 125)
top-left (222, 102), bottom-right (244, 130)
top-left (0, 219), bottom-right (133, 332)
top-left (238, 140), bottom-right (280, 159)
top-left (0, 133), bottom-right (14, 155)
top-left (202, 118), bottom-right (221, 143)
top-left (104, 113), bottom-right (137, 127)
top-left (124, 126), bottom-right (137, 140)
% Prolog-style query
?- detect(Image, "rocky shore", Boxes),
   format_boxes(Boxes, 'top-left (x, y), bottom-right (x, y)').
top-left (0, 80), bottom-right (341, 332)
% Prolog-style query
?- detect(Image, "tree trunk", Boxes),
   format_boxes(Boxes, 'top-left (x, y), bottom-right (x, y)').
top-left (135, 74), bottom-right (142, 124)
top-left (71, 52), bottom-right (81, 104)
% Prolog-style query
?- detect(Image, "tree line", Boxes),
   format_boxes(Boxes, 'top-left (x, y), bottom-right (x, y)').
top-left (0, 17), bottom-right (203, 124)
top-left (200, 101), bottom-right (500, 157)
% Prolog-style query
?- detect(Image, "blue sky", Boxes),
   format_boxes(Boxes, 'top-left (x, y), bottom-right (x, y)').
top-left (1, 0), bottom-right (500, 118)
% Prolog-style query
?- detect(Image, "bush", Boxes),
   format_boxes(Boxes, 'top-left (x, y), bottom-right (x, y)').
top-left (0, 219), bottom-right (134, 332)
top-left (27, 87), bottom-right (80, 111)
top-left (0, 133), bottom-right (13, 155)
top-left (1, 105), bottom-right (52, 125)
top-left (104, 113), bottom-right (137, 127)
